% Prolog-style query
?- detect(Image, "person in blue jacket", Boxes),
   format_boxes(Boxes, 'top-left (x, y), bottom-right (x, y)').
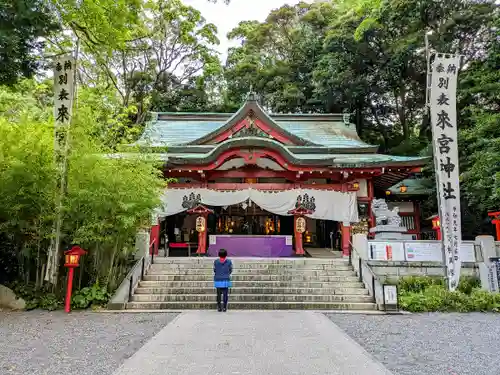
top-left (213, 248), bottom-right (233, 312)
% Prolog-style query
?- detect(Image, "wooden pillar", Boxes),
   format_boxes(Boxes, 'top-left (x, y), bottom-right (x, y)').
top-left (436, 227), bottom-right (442, 241)
top-left (149, 220), bottom-right (160, 255)
top-left (195, 214), bottom-right (208, 255)
top-left (488, 212), bottom-right (500, 241)
top-left (294, 215), bottom-right (305, 256)
top-left (341, 222), bottom-right (351, 257)
top-left (492, 219), bottom-right (500, 241)
top-left (367, 179), bottom-right (375, 230)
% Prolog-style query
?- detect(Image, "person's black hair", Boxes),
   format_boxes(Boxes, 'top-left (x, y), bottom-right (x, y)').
top-left (218, 248), bottom-right (227, 258)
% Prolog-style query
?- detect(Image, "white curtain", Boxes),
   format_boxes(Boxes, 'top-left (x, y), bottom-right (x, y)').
top-left (158, 188), bottom-right (359, 223)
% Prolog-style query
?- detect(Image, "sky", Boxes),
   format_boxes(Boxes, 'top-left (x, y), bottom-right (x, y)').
top-left (182, 0), bottom-right (303, 62)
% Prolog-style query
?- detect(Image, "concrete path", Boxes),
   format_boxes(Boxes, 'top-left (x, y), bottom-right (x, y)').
top-left (112, 311), bottom-right (392, 375)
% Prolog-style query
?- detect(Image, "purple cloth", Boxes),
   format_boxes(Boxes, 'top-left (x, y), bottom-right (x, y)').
top-left (208, 235), bottom-right (294, 257)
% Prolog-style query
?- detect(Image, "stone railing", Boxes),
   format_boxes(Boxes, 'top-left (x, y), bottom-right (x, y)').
top-left (108, 230), bottom-right (152, 310)
top-left (352, 236), bottom-right (500, 282)
top-left (350, 236), bottom-right (385, 309)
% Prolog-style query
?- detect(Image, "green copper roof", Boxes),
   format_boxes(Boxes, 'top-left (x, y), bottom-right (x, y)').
top-left (160, 136), bottom-right (428, 168)
top-left (164, 152), bottom-right (426, 164)
top-left (387, 178), bottom-right (433, 195)
top-left (139, 119), bottom-right (226, 146)
top-left (137, 106), bottom-right (376, 150)
top-left (275, 121), bottom-right (371, 148)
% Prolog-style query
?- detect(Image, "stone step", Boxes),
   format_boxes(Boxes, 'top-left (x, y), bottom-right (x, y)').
top-left (134, 287), bottom-right (369, 295)
top-left (130, 294), bottom-right (373, 303)
top-left (146, 269), bottom-right (357, 276)
top-left (138, 280), bottom-right (365, 289)
top-left (152, 257), bottom-right (348, 266)
top-left (125, 301), bottom-right (376, 310)
top-left (142, 274), bottom-right (361, 282)
top-left (149, 263), bottom-right (353, 271)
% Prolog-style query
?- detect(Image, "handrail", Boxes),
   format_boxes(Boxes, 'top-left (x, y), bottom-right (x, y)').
top-left (149, 238), bottom-right (156, 264)
top-left (127, 240), bottom-right (155, 303)
top-left (108, 253), bottom-right (151, 309)
top-left (350, 240), bottom-right (379, 281)
top-left (349, 240), bottom-right (381, 307)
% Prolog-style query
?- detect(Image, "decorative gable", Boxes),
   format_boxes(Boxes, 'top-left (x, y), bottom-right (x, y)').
top-left (187, 94), bottom-right (311, 146)
top-left (230, 114), bottom-right (272, 139)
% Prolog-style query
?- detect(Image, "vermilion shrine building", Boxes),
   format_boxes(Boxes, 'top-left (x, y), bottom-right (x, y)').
top-left (141, 94), bottom-right (428, 257)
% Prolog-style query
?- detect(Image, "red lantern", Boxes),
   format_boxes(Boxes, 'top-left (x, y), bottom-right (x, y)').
top-left (64, 246), bottom-right (86, 267)
top-left (64, 246), bottom-right (87, 313)
top-left (431, 215), bottom-right (441, 241)
top-left (296, 217), bottom-right (306, 234)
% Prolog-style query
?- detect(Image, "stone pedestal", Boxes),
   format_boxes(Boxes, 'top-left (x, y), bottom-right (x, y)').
top-left (369, 225), bottom-right (407, 240)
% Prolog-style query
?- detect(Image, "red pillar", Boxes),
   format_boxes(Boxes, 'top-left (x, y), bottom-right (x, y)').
top-left (488, 212), bottom-right (500, 241)
top-left (64, 268), bottom-right (74, 313)
top-left (196, 214), bottom-right (208, 255)
top-left (492, 219), bottom-right (500, 241)
top-left (293, 215), bottom-right (305, 256)
top-left (436, 227), bottom-right (442, 241)
top-left (341, 222), bottom-right (351, 257)
top-left (367, 179), bottom-right (375, 230)
top-left (150, 220), bottom-right (160, 255)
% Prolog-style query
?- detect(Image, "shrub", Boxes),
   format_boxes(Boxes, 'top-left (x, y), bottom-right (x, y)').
top-left (71, 283), bottom-right (111, 310)
top-left (399, 285), bottom-right (445, 312)
top-left (467, 289), bottom-right (500, 312)
top-left (398, 276), bottom-right (499, 313)
top-left (458, 277), bottom-right (481, 294)
top-left (398, 276), bottom-right (443, 293)
top-left (9, 280), bottom-right (111, 311)
top-left (8, 281), bottom-right (62, 311)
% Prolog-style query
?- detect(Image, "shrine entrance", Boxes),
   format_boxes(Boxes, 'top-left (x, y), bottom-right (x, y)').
top-left (159, 188), bottom-right (357, 257)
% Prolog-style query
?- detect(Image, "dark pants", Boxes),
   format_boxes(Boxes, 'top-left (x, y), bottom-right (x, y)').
top-left (216, 288), bottom-right (229, 308)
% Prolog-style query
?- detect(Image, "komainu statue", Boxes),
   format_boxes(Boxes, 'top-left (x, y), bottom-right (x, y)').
top-left (371, 198), bottom-right (402, 227)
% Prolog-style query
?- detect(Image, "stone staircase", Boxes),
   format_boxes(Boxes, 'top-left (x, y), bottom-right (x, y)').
top-left (126, 257), bottom-right (376, 310)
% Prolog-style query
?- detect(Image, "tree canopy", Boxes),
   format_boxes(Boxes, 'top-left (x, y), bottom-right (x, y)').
top-left (0, 0), bottom-right (60, 85)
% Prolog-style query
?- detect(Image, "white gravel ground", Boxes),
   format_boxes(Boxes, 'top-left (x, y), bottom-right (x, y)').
top-left (0, 311), bottom-right (177, 375)
top-left (2, 310), bottom-right (499, 375)
top-left (327, 312), bottom-right (500, 375)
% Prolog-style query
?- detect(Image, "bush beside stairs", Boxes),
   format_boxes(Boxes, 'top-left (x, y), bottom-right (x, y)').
top-left (125, 257), bottom-right (376, 310)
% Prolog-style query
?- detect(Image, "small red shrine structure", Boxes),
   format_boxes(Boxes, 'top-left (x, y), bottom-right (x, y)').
top-left (142, 93), bottom-right (428, 257)
top-left (488, 211), bottom-right (500, 241)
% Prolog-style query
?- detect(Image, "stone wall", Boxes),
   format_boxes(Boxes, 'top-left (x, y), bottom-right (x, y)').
top-left (368, 260), bottom-right (478, 282)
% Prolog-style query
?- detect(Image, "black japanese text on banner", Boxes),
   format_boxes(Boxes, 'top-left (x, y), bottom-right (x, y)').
top-left (429, 55), bottom-right (462, 291)
top-left (53, 55), bottom-right (75, 159)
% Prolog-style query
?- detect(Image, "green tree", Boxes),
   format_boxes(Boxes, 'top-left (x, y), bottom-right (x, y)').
top-left (224, 2), bottom-right (328, 112)
top-left (0, 0), bottom-right (60, 85)
top-left (0, 81), bottom-right (165, 291)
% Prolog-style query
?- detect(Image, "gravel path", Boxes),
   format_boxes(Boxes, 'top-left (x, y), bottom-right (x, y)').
top-left (327, 313), bottom-right (500, 375)
top-left (2, 310), bottom-right (498, 375)
top-left (0, 311), bottom-right (177, 375)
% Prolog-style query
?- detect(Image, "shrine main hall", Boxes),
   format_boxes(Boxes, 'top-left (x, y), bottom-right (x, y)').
top-left (139, 93), bottom-right (428, 257)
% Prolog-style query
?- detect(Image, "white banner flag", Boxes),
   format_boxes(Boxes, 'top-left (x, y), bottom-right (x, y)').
top-left (429, 55), bottom-right (462, 291)
top-left (53, 55), bottom-right (75, 156)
